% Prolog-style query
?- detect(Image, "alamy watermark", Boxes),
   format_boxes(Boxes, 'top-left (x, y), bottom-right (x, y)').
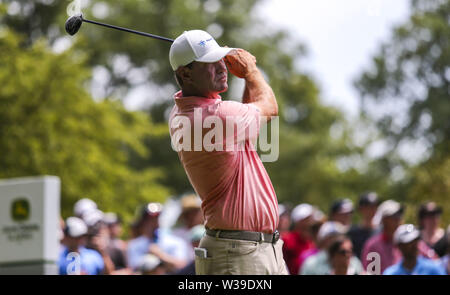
top-left (170, 108), bottom-right (279, 162)
top-left (66, 252), bottom-right (81, 275)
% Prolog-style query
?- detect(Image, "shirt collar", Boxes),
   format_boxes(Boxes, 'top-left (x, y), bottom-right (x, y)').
top-left (173, 91), bottom-right (222, 110)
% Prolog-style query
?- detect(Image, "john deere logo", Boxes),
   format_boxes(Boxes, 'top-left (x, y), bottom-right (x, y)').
top-left (11, 198), bottom-right (30, 222)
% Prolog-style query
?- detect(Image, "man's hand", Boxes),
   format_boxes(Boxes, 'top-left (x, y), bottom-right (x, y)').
top-left (224, 49), bottom-right (258, 79)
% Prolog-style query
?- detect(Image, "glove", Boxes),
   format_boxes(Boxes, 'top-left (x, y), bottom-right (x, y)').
top-left (224, 49), bottom-right (258, 79)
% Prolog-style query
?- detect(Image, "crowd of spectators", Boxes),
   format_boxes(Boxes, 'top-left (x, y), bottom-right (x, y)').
top-left (281, 193), bottom-right (449, 275)
top-left (58, 192), bottom-right (449, 275)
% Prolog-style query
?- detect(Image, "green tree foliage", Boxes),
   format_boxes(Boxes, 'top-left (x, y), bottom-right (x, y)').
top-left (355, 0), bottom-right (450, 224)
top-left (0, 29), bottom-right (170, 223)
top-left (4, 0), bottom-right (433, 218)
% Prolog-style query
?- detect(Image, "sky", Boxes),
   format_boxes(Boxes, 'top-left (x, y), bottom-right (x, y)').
top-left (254, 0), bottom-right (411, 118)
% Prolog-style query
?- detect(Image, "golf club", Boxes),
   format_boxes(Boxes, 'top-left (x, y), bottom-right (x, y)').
top-left (65, 14), bottom-right (174, 43)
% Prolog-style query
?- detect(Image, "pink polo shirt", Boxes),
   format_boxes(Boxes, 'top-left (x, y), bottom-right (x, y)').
top-left (169, 91), bottom-right (279, 233)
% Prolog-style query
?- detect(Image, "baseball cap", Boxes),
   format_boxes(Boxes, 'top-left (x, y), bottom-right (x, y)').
top-left (82, 209), bottom-right (105, 227)
top-left (317, 221), bottom-right (347, 243)
top-left (291, 204), bottom-right (314, 223)
top-left (358, 192), bottom-right (380, 207)
top-left (65, 217), bottom-right (88, 238)
top-left (103, 212), bottom-right (120, 225)
top-left (180, 194), bottom-right (202, 212)
top-left (74, 198), bottom-right (97, 217)
top-left (140, 202), bottom-right (163, 220)
top-left (418, 202), bottom-right (443, 219)
top-left (373, 200), bottom-right (404, 226)
top-left (169, 30), bottom-right (235, 71)
top-left (393, 224), bottom-right (421, 245)
top-left (330, 199), bottom-right (354, 215)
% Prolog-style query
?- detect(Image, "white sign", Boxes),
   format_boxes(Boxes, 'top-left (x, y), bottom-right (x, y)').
top-left (0, 176), bottom-right (60, 266)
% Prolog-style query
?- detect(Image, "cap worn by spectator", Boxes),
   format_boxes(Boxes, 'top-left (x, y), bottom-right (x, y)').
top-left (181, 194), bottom-right (201, 212)
top-left (139, 202), bottom-right (163, 220)
top-left (418, 202), bottom-right (443, 219)
top-left (103, 212), bottom-right (120, 226)
top-left (358, 192), bottom-right (379, 207)
top-left (74, 198), bottom-right (97, 218)
top-left (330, 199), bottom-right (354, 215)
top-left (313, 208), bottom-right (326, 223)
top-left (82, 209), bottom-right (105, 228)
top-left (65, 217), bottom-right (88, 238)
top-left (372, 200), bottom-right (404, 226)
top-left (291, 204), bottom-right (314, 223)
top-left (317, 221), bottom-right (347, 244)
top-left (393, 224), bottom-right (421, 245)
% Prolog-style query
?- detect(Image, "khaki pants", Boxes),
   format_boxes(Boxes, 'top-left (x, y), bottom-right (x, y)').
top-left (195, 234), bottom-right (288, 275)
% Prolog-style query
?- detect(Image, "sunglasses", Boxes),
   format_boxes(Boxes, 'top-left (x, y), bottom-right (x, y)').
top-left (338, 249), bottom-right (353, 256)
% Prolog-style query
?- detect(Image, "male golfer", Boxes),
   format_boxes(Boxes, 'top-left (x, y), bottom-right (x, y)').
top-left (168, 30), bottom-right (287, 275)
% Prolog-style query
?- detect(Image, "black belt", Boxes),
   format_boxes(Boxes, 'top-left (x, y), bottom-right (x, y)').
top-left (206, 229), bottom-right (280, 244)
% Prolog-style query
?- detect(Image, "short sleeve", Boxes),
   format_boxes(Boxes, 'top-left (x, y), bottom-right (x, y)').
top-left (217, 101), bottom-right (261, 145)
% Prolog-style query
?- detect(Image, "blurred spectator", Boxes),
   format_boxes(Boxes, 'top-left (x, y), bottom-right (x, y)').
top-left (348, 192), bottom-right (379, 258)
top-left (278, 204), bottom-right (292, 234)
top-left (297, 208), bottom-right (326, 271)
top-left (136, 254), bottom-right (167, 275)
top-left (361, 200), bottom-right (404, 273)
top-left (83, 209), bottom-right (115, 275)
top-left (328, 236), bottom-right (362, 275)
top-left (418, 202), bottom-right (446, 255)
top-left (59, 217), bottom-right (66, 246)
top-left (383, 224), bottom-right (446, 275)
top-left (173, 224), bottom-right (206, 275)
top-left (127, 203), bottom-right (189, 273)
top-left (300, 221), bottom-right (363, 275)
top-left (74, 198), bottom-right (97, 219)
top-left (282, 204), bottom-right (316, 274)
top-left (172, 194), bottom-right (204, 260)
top-left (362, 200), bottom-right (437, 274)
top-left (130, 219), bottom-right (144, 240)
top-left (329, 199), bottom-right (354, 229)
top-left (104, 212), bottom-right (130, 273)
top-left (439, 226), bottom-right (450, 274)
top-left (59, 217), bottom-right (104, 275)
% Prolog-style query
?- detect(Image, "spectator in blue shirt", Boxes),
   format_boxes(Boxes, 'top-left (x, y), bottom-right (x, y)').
top-left (59, 217), bottom-right (104, 275)
top-left (127, 203), bottom-right (189, 273)
top-left (384, 224), bottom-right (445, 275)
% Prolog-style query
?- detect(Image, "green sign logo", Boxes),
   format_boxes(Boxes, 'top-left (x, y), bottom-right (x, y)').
top-left (11, 198), bottom-right (30, 222)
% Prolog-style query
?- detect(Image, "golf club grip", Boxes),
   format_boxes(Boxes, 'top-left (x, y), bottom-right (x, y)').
top-left (82, 18), bottom-right (174, 43)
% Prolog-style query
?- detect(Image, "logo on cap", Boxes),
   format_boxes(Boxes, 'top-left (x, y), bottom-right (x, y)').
top-left (198, 38), bottom-right (213, 47)
top-left (11, 198), bottom-right (30, 222)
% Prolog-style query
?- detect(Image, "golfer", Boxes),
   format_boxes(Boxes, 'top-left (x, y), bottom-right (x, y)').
top-left (168, 30), bottom-right (287, 275)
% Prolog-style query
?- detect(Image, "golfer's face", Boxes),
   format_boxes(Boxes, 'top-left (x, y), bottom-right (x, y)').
top-left (191, 60), bottom-right (228, 95)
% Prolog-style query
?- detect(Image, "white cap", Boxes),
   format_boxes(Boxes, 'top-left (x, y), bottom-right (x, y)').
top-left (394, 224), bottom-right (420, 245)
top-left (291, 204), bottom-right (314, 223)
top-left (103, 212), bottom-right (119, 225)
top-left (373, 200), bottom-right (404, 226)
top-left (169, 30), bottom-right (234, 71)
top-left (317, 221), bottom-right (347, 243)
top-left (137, 254), bottom-right (161, 273)
top-left (65, 217), bottom-right (88, 238)
top-left (74, 198), bottom-right (97, 218)
top-left (82, 209), bottom-right (104, 227)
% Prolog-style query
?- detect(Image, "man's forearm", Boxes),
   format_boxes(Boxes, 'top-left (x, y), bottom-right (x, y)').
top-left (243, 70), bottom-right (278, 117)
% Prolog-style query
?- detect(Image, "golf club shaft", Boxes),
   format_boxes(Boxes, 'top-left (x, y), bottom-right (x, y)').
top-left (82, 18), bottom-right (174, 43)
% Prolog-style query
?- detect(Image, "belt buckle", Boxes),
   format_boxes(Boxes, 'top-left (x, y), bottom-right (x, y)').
top-left (272, 230), bottom-right (280, 243)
